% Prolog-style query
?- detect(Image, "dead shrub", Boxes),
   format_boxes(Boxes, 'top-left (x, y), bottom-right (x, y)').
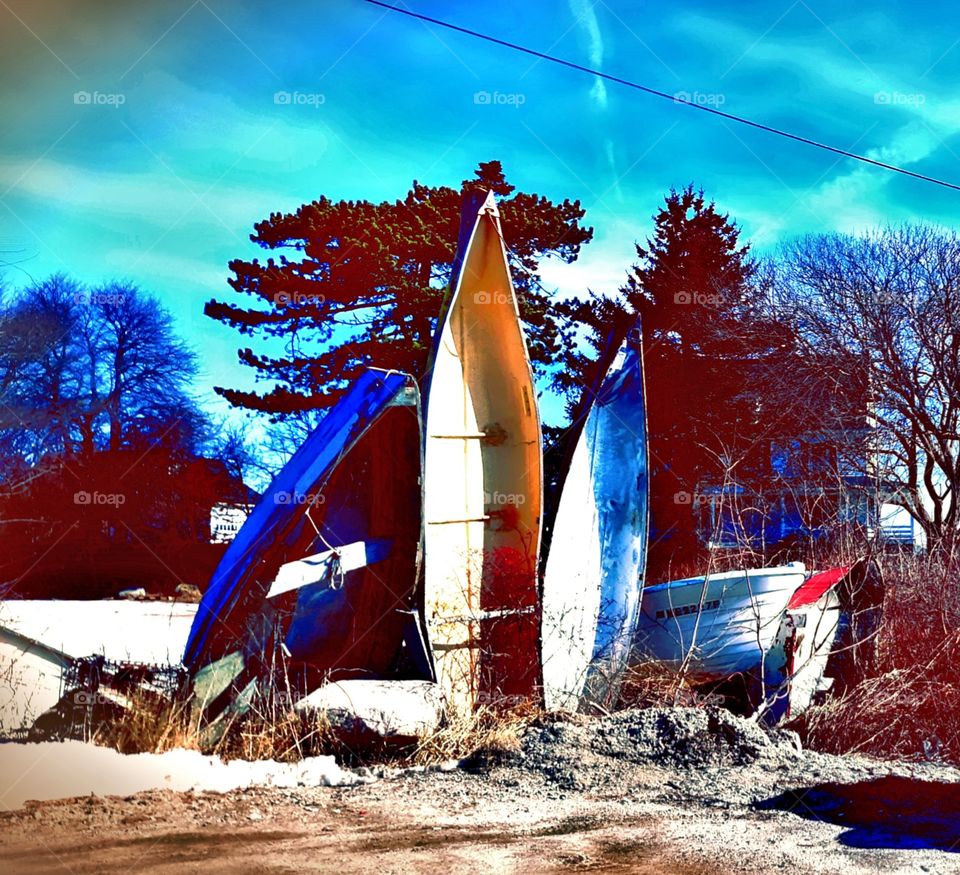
top-left (411, 702), bottom-right (536, 768)
top-left (796, 630), bottom-right (960, 764)
top-left (794, 550), bottom-right (960, 766)
top-left (92, 692), bottom-right (198, 754)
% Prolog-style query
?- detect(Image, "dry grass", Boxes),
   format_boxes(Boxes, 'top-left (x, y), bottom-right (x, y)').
top-left (798, 630), bottom-right (960, 764)
top-left (85, 682), bottom-right (538, 768)
top-left (91, 692), bottom-right (199, 755)
top-left (619, 662), bottom-right (703, 709)
top-left (410, 702), bottom-right (536, 767)
top-left (793, 550), bottom-right (960, 766)
top-left (89, 686), bottom-right (338, 763)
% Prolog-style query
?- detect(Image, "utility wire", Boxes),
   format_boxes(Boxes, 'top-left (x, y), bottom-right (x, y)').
top-left (365, 0), bottom-right (960, 194)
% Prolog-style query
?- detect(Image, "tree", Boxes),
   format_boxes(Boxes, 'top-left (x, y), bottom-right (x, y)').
top-left (555, 186), bottom-right (763, 580)
top-left (205, 160), bottom-right (593, 415)
top-left (0, 275), bottom-right (200, 464)
top-left (0, 276), bottom-right (251, 597)
top-left (770, 226), bottom-right (960, 550)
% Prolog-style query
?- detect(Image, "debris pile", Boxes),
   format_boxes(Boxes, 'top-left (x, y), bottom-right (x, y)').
top-left (518, 707), bottom-right (803, 790)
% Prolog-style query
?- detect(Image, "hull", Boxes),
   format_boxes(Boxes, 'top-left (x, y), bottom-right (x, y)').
top-left (184, 371), bottom-right (425, 702)
top-left (762, 563), bottom-right (879, 722)
top-left (1, 600), bottom-right (197, 734)
top-left (423, 190), bottom-right (542, 713)
top-left (763, 588), bottom-right (841, 723)
top-left (541, 327), bottom-right (649, 712)
top-left (633, 563), bottom-right (806, 681)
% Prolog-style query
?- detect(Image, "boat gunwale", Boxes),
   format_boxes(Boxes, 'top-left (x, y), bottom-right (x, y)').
top-left (642, 563), bottom-right (806, 594)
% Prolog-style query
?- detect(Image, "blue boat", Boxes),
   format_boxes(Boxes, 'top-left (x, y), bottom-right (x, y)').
top-left (183, 369), bottom-right (427, 699)
top-left (540, 324), bottom-right (650, 711)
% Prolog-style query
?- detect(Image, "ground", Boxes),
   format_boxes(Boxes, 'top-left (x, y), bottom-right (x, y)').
top-left (1, 709), bottom-right (958, 874)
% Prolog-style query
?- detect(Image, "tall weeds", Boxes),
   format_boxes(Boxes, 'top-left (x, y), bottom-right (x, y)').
top-left (795, 549), bottom-right (960, 765)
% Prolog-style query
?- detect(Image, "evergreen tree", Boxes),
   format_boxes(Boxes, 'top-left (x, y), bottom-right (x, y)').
top-left (206, 161), bottom-right (593, 415)
top-left (556, 186), bottom-right (763, 580)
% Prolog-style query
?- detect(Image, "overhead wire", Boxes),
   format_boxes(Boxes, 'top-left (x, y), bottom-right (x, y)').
top-left (365, 0), bottom-right (960, 193)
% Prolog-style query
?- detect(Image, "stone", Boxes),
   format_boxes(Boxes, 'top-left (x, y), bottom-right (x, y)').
top-left (295, 679), bottom-right (445, 747)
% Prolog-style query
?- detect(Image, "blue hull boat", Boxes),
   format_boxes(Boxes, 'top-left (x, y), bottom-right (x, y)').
top-left (183, 369), bottom-right (426, 697)
top-left (541, 325), bottom-right (650, 712)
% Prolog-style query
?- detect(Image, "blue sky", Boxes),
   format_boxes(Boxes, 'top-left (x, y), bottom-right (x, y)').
top-left (2, 0), bottom-right (959, 429)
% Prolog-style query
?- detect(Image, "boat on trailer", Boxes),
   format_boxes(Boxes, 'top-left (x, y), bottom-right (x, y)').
top-left (422, 189), bottom-right (542, 713)
top-left (540, 325), bottom-right (649, 712)
top-left (183, 369), bottom-right (428, 713)
top-left (632, 562), bottom-right (807, 682)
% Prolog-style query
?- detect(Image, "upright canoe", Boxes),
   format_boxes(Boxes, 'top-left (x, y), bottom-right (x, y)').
top-left (541, 325), bottom-right (650, 712)
top-left (183, 370), bottom-right (426, 707)
top-left (423, 190), bottom-right (543, 713)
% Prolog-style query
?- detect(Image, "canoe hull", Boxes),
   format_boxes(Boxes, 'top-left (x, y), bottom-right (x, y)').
top-left (423, 191), bottom-right (542, 713)
top-left (541, 329), bottom-right (649, 712)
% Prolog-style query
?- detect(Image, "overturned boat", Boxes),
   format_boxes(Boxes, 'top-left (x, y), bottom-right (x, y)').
top-left (183, 369), bottom-right (427, 712)
top-left (632, 562), bottom-right (807, 682)
top-left (541, 324), bottom-right (649, 712)
top-left (423, 190), bottom-right (543, 713)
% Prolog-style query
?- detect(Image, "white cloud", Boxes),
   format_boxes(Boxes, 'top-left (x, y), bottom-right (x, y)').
top-left (569, 0), bottom-right (608, 109)
top-left (0, 155), bottom-right (291, 241)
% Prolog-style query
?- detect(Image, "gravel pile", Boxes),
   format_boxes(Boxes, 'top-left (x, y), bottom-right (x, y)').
top-left (516, 707), bottom-right (803, 790)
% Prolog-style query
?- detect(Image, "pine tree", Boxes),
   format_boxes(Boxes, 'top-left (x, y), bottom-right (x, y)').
top-left (205, 161), bottom-right (592, 415)
top-left (555, 186), bottom-right (762, 580)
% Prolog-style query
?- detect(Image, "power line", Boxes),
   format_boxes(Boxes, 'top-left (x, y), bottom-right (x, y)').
top-left (365, 0), bottom-right (960, 194)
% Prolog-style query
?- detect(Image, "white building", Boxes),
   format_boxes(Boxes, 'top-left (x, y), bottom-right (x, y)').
top-left (209, 502), bottom-right (253, 544)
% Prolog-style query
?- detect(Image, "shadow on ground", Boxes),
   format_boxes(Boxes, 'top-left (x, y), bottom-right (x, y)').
top-left (757, 776), bottom-right (960, 852)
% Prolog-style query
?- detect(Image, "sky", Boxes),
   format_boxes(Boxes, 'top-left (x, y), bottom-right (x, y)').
top-left (2, 0), bottom-right (960, 429)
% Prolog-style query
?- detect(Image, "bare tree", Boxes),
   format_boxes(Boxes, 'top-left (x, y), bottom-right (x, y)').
top-left (769, 226), bottom-right (960, 549)
top-left (0, 276), bottom-right (201, 466)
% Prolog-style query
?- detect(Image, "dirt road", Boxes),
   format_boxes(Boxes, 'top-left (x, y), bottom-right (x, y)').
top-left (2, 709), bottom-right (958, 874)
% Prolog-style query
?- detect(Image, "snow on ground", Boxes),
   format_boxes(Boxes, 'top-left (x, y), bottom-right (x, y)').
top-left (0, 741), bottom-right (369, 810)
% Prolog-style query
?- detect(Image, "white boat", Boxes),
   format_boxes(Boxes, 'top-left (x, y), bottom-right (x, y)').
top-left (541, 325), bottom-right (649, 712)
top-left (0, 600), bottom-right (198, 735)
top-left (632, 562), bottom-right (807, 682)
top-left (423, 190), bottom-right (542, 713)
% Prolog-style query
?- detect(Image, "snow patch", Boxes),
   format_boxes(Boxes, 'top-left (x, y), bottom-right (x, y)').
top-left (0, 741), bottom-right (369, 810)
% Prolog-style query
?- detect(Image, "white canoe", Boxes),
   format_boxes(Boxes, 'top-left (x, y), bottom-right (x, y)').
top-left (633, 563), bottom-right (806, 681)
top-left (423, 190), bottom-right (542, 713)
top-left (541, 326), bottom-right (649, 712)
